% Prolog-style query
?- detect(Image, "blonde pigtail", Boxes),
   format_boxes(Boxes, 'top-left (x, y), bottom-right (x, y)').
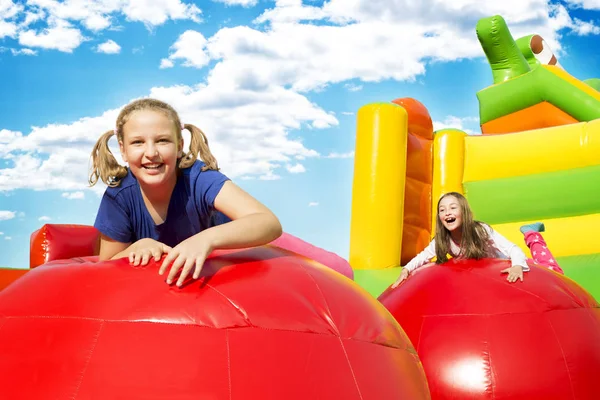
top-left (88, 130), bottom-right (128, 187)
top-left (180, 123), bottom-right (219, 171)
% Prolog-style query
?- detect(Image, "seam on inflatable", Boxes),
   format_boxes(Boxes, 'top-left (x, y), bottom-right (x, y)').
top-left (337, 336), bottom-right (364, 400)
top-left (295, 260), bottom-right (338, 335)
top-left (547, 315), bottom-right (576, 400)
top-left (226, 329), bottom-right (232, 400)
top-left (485, 317), bottom-right (496, 400)
top-left (416, 317), bottom-right (425, 353)
top-left (71, 320), bottom-right (104, 400)
top-left (0, 315), bottom-right (412, 350)
top-left (204, 283), bottom-right (252, 326)
top-left (295, 261), bottom-right (364, 399)
top-left (585, 307), bottom-right (600, 337)
top-left (466, 268), bottom-right (551, 306)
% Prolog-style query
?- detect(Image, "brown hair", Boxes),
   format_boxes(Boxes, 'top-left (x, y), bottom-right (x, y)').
top-left (89, 98), bottom-right (218, 187)
top-left (434, 192), bottom-right (491, 264)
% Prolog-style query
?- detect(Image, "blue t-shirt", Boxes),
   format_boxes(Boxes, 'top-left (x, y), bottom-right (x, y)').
top-left (94, 160), bottom-right (230, 247)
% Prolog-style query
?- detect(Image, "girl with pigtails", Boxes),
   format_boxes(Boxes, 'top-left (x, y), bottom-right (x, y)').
top-left (89, 98), bottom-right (282, 287)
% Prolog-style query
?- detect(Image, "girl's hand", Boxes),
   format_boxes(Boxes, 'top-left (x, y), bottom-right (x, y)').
top-left (128, 238), bottom-right (172, 266)
top-left (501, 265), bottom-right (524, 283)
top-left (159, 232), bottom-right (214, 287)
top-left (391, 268), bottom-right (410, 288)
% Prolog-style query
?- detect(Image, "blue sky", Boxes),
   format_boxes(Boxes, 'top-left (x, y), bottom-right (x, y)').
top-left (1, 0), bottom-right (599, 269)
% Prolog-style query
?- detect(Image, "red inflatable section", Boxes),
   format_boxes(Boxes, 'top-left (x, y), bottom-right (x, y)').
top-left (0, 268), bottom-right (27, 291)
top-left (379, 258), bottom-right (600, 400)
top-left (30, 224), bottom-right (100, 268)
top-left (271, 232), bottom-right (354, 279)
top-left (27, 224), bottom-right (353, 278)
top-left (0, 247), bottom-right (430, 399)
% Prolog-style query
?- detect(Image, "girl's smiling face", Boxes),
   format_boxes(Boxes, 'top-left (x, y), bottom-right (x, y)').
top-left (119, 110), bottom-right (183, 188)
top-left (438, 195), bottom-right (463, 233)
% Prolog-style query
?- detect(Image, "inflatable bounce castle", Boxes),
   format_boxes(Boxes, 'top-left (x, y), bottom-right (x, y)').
top-left (349, 15), bottom-right (600, 399)
top-left (0, 14), bottom-right (598, 400)
top-left (351, 16), bottom-right (600, 300)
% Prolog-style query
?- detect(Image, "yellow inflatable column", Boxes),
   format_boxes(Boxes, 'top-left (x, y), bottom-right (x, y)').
top-left (431, 129), bottom-right (467, 233)
top-left (349, 103), bottom-right (408, 270)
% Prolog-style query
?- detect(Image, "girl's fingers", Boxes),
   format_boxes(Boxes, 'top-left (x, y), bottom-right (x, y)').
top-left (167, 255), bottom-right (186, 285)
top-left (133, 252), bottom-right (141, 266)
top-left (152, 248), bottom-right (163, 262)
top-left (159, 250), bottom-right (179, 276)
top-left (141, 251), bottom-right (150, 266)
top-left (193, 256), bottom-right (206, 280)
top-left (176, 258), bottom-right (197, 287)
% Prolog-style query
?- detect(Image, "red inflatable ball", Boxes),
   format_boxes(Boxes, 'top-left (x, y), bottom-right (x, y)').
top-left (379, 258), bottom-right (600, 400)
top-left (0, 246), bottom-right (430, 400)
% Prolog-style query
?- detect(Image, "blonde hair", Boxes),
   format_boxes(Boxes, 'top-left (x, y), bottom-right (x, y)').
top-left (89, 98), bottom-right (218, 187)
top-left (434, 192), bottom-right (491, 264)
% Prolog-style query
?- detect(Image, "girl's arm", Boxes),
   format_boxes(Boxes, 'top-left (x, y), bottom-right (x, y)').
top-left (488, 227), bottom-right (530, 271)
top-left (159, 181), bottom-right (282, 286)
top-left (205, 181), bottom-right (282, 248)
top-left (403, 239), bottom-right (436, 272)
top-left (391, 239), bottom-right (436, 288)
top-left (98, 235), bottom-right (130, 261)
top-left (99, 235), bottom-right (172, 265)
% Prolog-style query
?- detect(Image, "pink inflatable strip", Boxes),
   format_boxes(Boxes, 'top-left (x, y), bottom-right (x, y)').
top-left (270, 232), bottom-right (354, 279)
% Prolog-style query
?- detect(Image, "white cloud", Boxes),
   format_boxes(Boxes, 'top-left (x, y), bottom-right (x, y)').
top-left (547, 3), bottom-right (600, 37)
top-left (0, 20), bottom-right (17, 39)
top-left (340, 112), bottom-right (354, 116)
top-left (286, 163), bottom-right (306, 173)
top-left (569, 18), bottom-right (600, 35)
top-left (0, 0), bottom-right (21, 38)
top-left (26, 0), bottom-right (111, 31)
top-left (3, 0), bottom-right (597, 194)
top-left (0, 232), bottom-right (3, 235)
top-left (0, 129), bottom-right (23, 157)
top-left (308, 202), bottom-right (318, 206)
top-left (201, 17), bottom-right (500, 93)
top-left (254, 1), bottom-right (326, 24)
top-left (213, 0), bottom-right (258, 7)
top-left (326, 151), bottom-right (354, 159)
top-left (344, 83), bottom-right (363, 92)
top-left (4, 236), bottom-right (11, 240)
top-left (259, 171), bottom-right (281, 180)
top-left (18, 18), bottom-right (87, 53)
top-left (21, 10), bottom-right (46, 28)
top-left (96, 39), bottom-right (121, 54)
top-left (565, 0), bottom-right (600, 9)
top-left (11, 48), bottom-right (37, 55)
top-left (62, 191), bottom-right (85, 200)
top-left (24, 0), bottom-right (202, 29)
top-left (38, 216), bottom-right (51, 221)
top-left (121, 0), bottom-right (202, 26)
top-left (0, 81), bottom-right (335, 191)
top-left (0, 0), bottom-right (22, 19)
top-left (203, 1), bottom-right (594, 94)
top-left (3, 1), bottom-right (203, 52)
top-left (159, 58), bottom-right (174, 69)
top-left (433, 116), bottom-right (479, 135)
top-left (257, 0), bottom-right (580, 32)
top-left (162, 30), bottom-right (210, 69)
top-left (0, 211), bottom-right (16, 221)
